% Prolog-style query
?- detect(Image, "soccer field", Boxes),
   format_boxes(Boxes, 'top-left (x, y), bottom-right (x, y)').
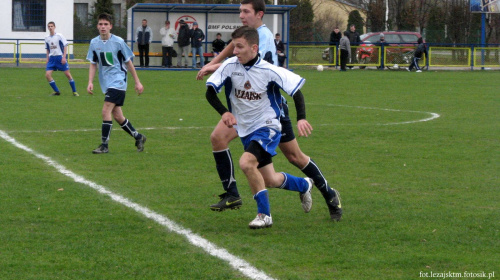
top-left (0, 68), bottom-right (498, 279)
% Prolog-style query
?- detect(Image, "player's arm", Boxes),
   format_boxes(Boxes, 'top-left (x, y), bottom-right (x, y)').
top-left (126, 60), bottom-right (144, 95)
top-left (46, 49), bottom-right (50, 63)
top-left (196, 43), bottom-right (234, 80)
top-left (292, 90), bottom-right (313, 137)
top-left (87, 63), bottom-right (97, 95)
top-left (206, 85), bottom-right (236, 128)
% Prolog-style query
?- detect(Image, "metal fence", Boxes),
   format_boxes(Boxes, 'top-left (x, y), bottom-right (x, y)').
top-left (1, 39), bottom-right (499, 70)
top-left (287, 43), bottom-right (500, 70)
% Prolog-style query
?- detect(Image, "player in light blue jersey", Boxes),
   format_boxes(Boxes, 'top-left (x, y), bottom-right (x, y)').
top-left (198, 0), bottom-right (342, 221)
top-left (86, 13), bottom-right (146, 154)
top-left (45, 22), bottom-right (78, 96)
top-left (206, 26), bottom-right (314, 229)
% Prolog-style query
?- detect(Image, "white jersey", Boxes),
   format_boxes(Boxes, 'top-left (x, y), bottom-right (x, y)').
top-left (45, 33), bottom-right (68, 56)
top-left (206, 56), bottom-right (305, 137)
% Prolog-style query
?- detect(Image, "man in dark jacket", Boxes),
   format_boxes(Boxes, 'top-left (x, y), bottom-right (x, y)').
top-left (408, 37), bottom-right (428, 72)
top-left (346, 24), bottom-right (361, 68)
top-left (190, 22), bottom-right (205, 68)
top-left (328, 27), bottom-right (341, 65)
top-left (212, 33), bottom-right (225, 56)
top-left (136, 19), bottom-right (152, 67)
top-left (176, 20), bottom-right (191, 68)
top-left (274, 33), bottom-right (286, 67)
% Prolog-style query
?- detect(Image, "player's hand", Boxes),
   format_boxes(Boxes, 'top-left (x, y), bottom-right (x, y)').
top-left (221, 112), bottom-right (237, 128)
top-left (61, 57), bottom-right (67, 65)
top-left (135, 82), bottom-right (144, 95)
top-left (196, 64), bottom-right (217, 80)
top-left (297, 119), bottom-right (313, 137)
top-left (87, 83), bottom-right (94, 95)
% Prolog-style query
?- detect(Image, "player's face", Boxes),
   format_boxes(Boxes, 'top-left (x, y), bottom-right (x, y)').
top-left (232, 37), bottom-right (258, 64)
top-left (47, 24), bottom-right (55, 34)
top-left (239, 4), bottom-right (263, 28)
top-left (97, 20), bottom-right (112, 36)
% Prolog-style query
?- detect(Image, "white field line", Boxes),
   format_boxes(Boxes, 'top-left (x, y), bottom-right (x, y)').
top-left (311, 104), bottom-right (440, 126)
top-left (5, 105), bottom-right (439, 134)
top-left (0, 129), bottom-right (275, 280)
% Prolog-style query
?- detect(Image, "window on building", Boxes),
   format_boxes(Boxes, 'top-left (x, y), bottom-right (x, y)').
top-left (113, 4), bottom-right (122, 27)
top-left (12, 0), bottom-right (46, 32)
top-left (75, 3), bottom-right (89, 26)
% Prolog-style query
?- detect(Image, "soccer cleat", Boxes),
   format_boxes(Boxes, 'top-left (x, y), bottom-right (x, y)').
top-left (326, 188), bottom-right (343, 221)
top-left (416, 70), bottom-right (422, 73)
top-left (73, 92), bottom-right (79, 97)
top-left (92, 144), bottom-right (109, 154)
top-left (300, 178), bottom-right (314, 213)
top-left (407, 68), bottom-right (411, 72)
top-left (249, 213), bottom-right (273, 229)
top-left (135, 135), bottom-right (147, 152)
top-left (51, 92), bottom-right (60, 96)
top-left (210, 193), bottom-right (242, 211)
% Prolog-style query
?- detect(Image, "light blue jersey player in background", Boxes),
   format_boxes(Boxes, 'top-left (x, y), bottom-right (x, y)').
top-left (206, 26), bottom-right (313, 229)
top-left (45, 21), bottom-right (78, 96)
top-left (198, 0), bottom-right (342, 221)
top-left (86, 13), bottom-right (146, 154)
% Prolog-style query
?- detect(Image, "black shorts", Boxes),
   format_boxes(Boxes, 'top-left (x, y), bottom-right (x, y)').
top-left (104, 88), bottom-right (126, 106)
top-left (280, 100), bottom-right (296, 143)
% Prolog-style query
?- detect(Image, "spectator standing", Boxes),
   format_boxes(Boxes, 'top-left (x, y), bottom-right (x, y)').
top-left (274, 33), bottom-right (286, 67)
top-left (377, 33), bottom-right (387, 69)
top-left (408, 37), bottom-right (428, 72)
top-left (212, 33), bottom-right (225, 56)
top-left (160, 20), bottom-right (176, 68)
top-left (190, 22), bottom-right (205, 68)
top-left (328, 27), bottom-right (341, 65)
top-left (346, 24), bottom-right (361, 68)
top-left (176, 20), bottom-right (190, 68)
top-left (136, 19), bottom-right (152, 67)
top-left (339, 31), bottom-right (351, 71)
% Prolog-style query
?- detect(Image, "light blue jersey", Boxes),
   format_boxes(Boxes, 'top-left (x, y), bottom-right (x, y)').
top-left (257, 24), bottom-right (278, 66)
top-left (86, 34), bottom-right (134, 93)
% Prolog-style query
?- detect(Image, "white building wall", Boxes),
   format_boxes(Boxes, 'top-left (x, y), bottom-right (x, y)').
top-left (0, 0), bottom-right (73, 40)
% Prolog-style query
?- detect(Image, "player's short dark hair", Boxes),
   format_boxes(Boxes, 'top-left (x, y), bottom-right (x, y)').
top-left (241, 0), bottom-right (266, 15)
top-left (98, 13), bottom-right (113, 24)
top-left (165, 20), bottom-right (170, 24)
top-left (417, 37), bottom-right (423, 44)
top-left (231, 26), bottom-right (259, 46)
top-left (48, 21), bottom-right (55, 26)
top-left (216, 33), bottom-right (222, 36)
top-left (275, 33), bottom-right (280, 37)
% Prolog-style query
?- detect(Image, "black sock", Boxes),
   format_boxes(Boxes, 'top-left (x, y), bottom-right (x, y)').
top-left (120, 119), bottom-right (141, 140)
top-left (213, 149), bottom-right (239, 197)
top-left (302, 159), bottom-right (336, 200)
top-left (101, 121), bottom-right (113, 147)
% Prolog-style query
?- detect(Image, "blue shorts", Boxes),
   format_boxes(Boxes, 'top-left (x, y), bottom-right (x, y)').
top-left (46, 56), bottom-right (69, 71)
top-left (241, 127), bottom-right (281, 157)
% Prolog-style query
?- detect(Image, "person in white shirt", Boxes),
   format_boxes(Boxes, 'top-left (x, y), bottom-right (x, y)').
top-left (206, 26), bottom-right (315, 229)
top-left (44, 21), bottom-right (78, 96)
top-left (159, 20), bottom-right (177, 68)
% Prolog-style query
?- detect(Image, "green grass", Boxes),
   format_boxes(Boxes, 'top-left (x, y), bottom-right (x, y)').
top-left (0, 67), bottom-right (498, 279)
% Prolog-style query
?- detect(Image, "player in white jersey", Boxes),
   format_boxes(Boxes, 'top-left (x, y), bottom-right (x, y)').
top-left (199, 0), bottom-right (342, 221)
top-left (206, 26), bottom-right (314, 229)
top-left (44, 22), bottom-right (78, 96)
top-left (86, 13), bottom-right (146, 154)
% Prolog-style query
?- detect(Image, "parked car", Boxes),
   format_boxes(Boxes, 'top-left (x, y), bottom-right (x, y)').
top-left (322, 31), bottom-right (422, 68)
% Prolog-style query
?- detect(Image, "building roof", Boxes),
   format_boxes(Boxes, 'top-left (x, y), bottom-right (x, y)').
top-left (128, 3), bottom-right (296, 14)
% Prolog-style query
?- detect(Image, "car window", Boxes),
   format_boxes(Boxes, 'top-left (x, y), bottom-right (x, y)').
top-left (385, 34), bottom-right (400, 43)
top-left (364, 34), bottom-right (380, 43)
top-left (400, 34), bottom-right (419, 43)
